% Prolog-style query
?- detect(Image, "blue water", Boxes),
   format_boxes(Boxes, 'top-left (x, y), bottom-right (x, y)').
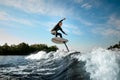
top-left (0, 48), bottom-right (120, 80)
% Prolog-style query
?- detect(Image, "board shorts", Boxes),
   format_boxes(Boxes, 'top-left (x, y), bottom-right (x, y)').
top-left (51, 30), bottom-right (56, 35)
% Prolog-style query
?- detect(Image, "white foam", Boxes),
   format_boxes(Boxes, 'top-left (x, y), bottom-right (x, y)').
top-left (75, 48), bottom-right (120, 80)
top-left (25, 48), bottom-right (120, 80)
top-left (25, 50), bottom-right (72, 60)
top-left (25, 51), bottom-right (49, 60)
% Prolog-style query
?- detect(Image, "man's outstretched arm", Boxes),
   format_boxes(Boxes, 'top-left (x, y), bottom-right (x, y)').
top-left (59, 18), bottom-right (66, 23)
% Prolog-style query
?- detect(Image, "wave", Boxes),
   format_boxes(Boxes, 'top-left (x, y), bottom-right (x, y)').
top-left (74, 48), bottom-right (120, 80)
top-left (0, 48), bottom-right (120, 80)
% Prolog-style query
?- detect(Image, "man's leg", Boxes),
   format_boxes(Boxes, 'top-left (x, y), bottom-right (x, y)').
top-left (55, 33), bottom-right (57, 37)
top-left (57, 33), bottom-right (62, 38)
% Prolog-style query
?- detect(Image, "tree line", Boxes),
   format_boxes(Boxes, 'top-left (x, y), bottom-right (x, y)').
top-left (108, 41), bottom-right (120, 50)
top-left (0, 42), bottom-right (58, 55)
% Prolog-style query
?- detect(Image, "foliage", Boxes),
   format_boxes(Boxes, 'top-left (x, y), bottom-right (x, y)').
top-left (0, 42), bottom-right (58, 55)
top-left (108, 41), bottom-right (120, 50)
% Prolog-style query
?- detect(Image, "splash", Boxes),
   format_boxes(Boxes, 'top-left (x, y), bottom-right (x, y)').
top-left (26, 50), bottom-right (75, 60)
top-left (26, 51), bottom-right (49, 60)
top-left (73, 48), bottom-right (120, 80)
top-left (0, 48), bottom-right (120, 80)
top-left (26, 48), bottom-right (120, 80)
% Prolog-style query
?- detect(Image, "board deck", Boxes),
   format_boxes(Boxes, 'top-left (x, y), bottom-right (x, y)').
top-left (51, 37), bottom-right (68, 44)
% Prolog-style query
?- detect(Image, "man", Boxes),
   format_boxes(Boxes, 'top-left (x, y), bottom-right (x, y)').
top-left (51, 18), bottom-right (67, 38)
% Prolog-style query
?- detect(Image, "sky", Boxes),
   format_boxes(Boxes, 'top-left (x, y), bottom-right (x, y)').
top-left (0, 0), bottom-right (120, 52)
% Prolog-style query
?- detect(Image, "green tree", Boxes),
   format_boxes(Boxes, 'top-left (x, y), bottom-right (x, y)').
top-left (2, 43), bottom-right (11, 54)
top-left (0, 42), bottom-right (58, 55)
top-left (47, 46), bottom-right (58, 52)
top-left (17, 42), bottom-right (29, 54)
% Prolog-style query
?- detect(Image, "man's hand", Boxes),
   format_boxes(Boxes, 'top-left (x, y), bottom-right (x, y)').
top-left (65, 33), bottom-right (67, 35)
top-left (63, 18), bottom-right (66, 20)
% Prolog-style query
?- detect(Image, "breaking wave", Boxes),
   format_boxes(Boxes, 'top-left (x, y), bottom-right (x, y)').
top-left (0, 48), bottom-right (120, 80)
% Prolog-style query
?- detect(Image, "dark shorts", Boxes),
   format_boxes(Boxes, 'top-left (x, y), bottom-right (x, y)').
top-left (51, 31), bottom-right (56, 35)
